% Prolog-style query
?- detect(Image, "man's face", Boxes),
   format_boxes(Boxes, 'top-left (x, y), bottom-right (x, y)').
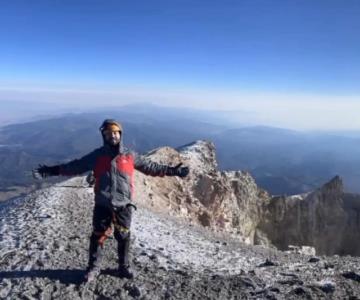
top-left (104, 130), bottom-right (121, 146)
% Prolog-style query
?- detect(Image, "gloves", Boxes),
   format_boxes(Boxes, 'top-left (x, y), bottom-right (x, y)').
top-left (166, 163), bottom-right (189, 178)
top-left (32, 164), bottom-right (60, 179)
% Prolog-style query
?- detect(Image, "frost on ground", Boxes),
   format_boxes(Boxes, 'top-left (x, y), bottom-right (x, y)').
top-left (0, 177), bottom-right (359, 300)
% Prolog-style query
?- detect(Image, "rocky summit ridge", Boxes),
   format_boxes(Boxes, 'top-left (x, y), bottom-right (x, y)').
top-left (0, 140), bottom-right (359, 299)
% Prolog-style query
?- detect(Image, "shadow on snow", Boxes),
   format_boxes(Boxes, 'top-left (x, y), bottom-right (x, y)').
top-left (0, 268), bottom-right (120, 285)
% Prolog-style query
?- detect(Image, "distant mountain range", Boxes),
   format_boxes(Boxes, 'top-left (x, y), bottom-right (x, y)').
top-left (1, 104), bottom-right (360, 194)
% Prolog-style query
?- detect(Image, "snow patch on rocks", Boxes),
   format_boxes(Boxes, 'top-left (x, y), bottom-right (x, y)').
top-left (177, 140), bottom-right (218, 174)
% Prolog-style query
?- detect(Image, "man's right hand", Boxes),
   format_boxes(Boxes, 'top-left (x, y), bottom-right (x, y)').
top-left (32, 164), bottom-right (60, 179)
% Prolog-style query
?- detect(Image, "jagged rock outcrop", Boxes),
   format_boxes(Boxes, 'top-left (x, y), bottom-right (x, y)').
top-left (258, 176), bottom-right (360, 255)
top-left (134, 141), bottom-right (270, 244)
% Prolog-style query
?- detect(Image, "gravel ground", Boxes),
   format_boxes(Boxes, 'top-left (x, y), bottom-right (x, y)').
top-left (0, 177), bottom-right (359, 299)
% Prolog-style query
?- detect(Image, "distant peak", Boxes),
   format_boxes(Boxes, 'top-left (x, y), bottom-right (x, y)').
top-left (177, 140), bottom-right (215, 152)
top-left (322, 175), bottom-right (344, 193)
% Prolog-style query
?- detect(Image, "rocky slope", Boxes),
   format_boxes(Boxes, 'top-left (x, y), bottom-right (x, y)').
top-left (1, 177), bottom-right (360, 299)
top-left (0, 140), bottom-right (360, 299)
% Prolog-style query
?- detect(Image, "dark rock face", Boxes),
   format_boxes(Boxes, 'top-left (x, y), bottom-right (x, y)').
top-left (258, 176), bottom-right (360, 255)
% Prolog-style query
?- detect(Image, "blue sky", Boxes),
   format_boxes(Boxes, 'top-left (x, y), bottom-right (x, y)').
top-left (0, 1), bottom-right (360, 129)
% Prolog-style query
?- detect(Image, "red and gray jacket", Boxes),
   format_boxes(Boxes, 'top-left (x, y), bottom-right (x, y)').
top-left (59, 143), bottom-right (169, 208)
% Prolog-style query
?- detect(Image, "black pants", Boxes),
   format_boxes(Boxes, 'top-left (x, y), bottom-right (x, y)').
top-left (88, 205), bottom-right (132, 269)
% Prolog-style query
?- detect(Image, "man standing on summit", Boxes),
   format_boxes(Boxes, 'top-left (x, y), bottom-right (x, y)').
top-left (33, 119), bottom-right (189, 282)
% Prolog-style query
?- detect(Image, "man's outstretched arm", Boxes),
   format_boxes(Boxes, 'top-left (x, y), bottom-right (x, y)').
top-left (33, 148), bottom-right (100, 179)
top-left (134, 154), bottom-right (189, 178)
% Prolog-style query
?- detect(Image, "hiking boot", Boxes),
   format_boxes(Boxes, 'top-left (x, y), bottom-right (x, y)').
top-left (117, 265), bottom-right (134, 279)
top-left (84, 267), bottom-right (101, 283)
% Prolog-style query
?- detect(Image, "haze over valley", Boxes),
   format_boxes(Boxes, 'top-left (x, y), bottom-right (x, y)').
top-left (1, 103), bottom-right (359, 201)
